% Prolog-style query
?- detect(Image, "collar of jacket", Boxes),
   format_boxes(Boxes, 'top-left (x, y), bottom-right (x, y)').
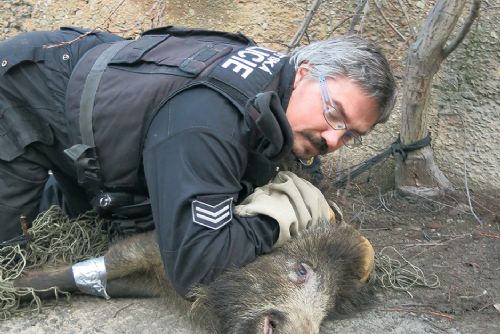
top-left (277, 61), bottom-right (296, 113)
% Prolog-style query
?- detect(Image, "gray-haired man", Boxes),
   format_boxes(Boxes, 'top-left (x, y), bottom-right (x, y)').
top-left (0, 26), bottom-right (395, 297)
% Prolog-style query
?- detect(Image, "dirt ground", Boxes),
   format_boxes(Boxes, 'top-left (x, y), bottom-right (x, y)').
top-left (1, 0), bottom-right (499, 333)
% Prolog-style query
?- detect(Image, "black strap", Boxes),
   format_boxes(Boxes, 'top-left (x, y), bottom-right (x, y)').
top-left (80, 40), bottom-right (133, 147)
top-left (205, 77), bottom-right (249, 110)
top-left (390, 134), bottom-right (432, 161)
top-left (334, 133), bottom-right (432, 188)
top-left (64, 40), bottom-right (133, 192)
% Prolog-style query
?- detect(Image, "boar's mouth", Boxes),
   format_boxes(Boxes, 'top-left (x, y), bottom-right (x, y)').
top-left (237, 309), bottom-right (286, 334)
top-left (263, 315), bottom-right (275, 334)
top-left (260, 309), bottom-right (286, 334)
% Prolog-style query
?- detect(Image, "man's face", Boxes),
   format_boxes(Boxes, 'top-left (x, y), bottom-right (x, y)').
top-left (286, 65), bottom-right (379, 160)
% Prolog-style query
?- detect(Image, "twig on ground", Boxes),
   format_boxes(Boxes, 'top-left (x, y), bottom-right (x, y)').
top-left (408, 235), bottom-right (468, 260)
top-left (470, 197), bottom-right (496, 215)
top-left (458, 290), bottom-right (488, 300)
top-left (383, 307), bottom-right (454, 320)
top-left (113, 302), bottom-right (135, 318)
top-left (477, 232), bottom-right (500, 240)
top-left (463, 162), bottom-right (484, 226)
top-left (403, 243), bottom-right (448, 247)
top-left (378, 189), bottom-right (395, 213)
top-left (422, 318), bottom-right (451, 333)
top-left (451, 100), bottom-right (486, 227)
top-left (359, 227), bottom-right (391, 231)
top-left (412, 192), bottom-right (460, 212)
top-left (477, 303), bottom-right (495, 312)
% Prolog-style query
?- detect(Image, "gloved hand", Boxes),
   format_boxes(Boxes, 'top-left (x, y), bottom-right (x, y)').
top-left (234, 171), bottom-right (335, 247)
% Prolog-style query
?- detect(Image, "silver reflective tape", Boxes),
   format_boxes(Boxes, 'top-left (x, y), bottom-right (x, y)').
top-left (72, 256), bottom-right (110, 299)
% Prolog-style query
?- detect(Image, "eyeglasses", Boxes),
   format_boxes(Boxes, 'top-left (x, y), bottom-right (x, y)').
top-left (318, 75), bottom-right (362, 148)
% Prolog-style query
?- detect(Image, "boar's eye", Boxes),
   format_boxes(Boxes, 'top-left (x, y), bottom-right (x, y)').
top-left (288, 262), bottom-right (312, 284)
top-left (298, 263), bottom-right (308, 278)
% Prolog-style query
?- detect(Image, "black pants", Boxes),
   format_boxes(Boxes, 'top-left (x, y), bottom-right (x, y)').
top-left (0, 28), bottom-right (122, 243)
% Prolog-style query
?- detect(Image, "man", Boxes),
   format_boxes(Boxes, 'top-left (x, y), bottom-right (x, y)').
top-left (0, 26), bottom-right (395, 296)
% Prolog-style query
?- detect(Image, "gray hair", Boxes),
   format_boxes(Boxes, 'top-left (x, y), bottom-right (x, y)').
top-left (289, 36), bottom-right (396, 124)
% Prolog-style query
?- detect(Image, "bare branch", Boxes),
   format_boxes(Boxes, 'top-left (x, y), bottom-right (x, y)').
top-left (373, 0), bottom-right (406, 41)
top-left (43, 0), bottom-right (127, 49)
top-left (326, 15), bottom-right (354, 39)
top-left (396, 0), bottom-right (416, 39)
top-left (442, 0), bottom-right (481, 59)
top-left (288, 0), bottom-right (322, 51)
top-left (455, 111), bottom-right (484, 227)
top-left (348, 0), bottom-right (369, 34)
top-left (153, 0), bottom-right (167, 27)
top-left (43, 30), bottom-right (97, 49)
top-left (102, 0), bottom-right (128, 30)
top-left (463, 161), bottom-right (484, 226)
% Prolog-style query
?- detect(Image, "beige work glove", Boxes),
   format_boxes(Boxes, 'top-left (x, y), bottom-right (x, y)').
top-left (234, 171), bottom-right (334, 247)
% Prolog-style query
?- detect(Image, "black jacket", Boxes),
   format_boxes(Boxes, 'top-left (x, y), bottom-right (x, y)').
top-left (0, 27), bottom-right (297, 296)
top-left (62, 27), bottom-right (297, 296)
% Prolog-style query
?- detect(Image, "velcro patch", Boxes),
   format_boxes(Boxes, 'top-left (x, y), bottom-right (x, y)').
top-left (192, 197), bottom-right (233, 230)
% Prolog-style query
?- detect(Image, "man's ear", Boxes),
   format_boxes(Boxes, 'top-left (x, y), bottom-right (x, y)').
top-left (293, 63), bottom-right (311, 89)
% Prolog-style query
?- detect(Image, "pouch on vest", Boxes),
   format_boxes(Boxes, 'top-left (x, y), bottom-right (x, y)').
top-left (108, 35), bottom-right (233, 77)
top-left (142, 26), bottom-right (255, 46)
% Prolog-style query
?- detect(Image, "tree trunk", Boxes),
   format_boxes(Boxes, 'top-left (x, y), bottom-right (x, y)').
top-left (395, 0), bottom-right (480, 196)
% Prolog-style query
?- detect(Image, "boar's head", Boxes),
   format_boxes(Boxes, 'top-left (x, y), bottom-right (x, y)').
top-left (191, 221), bottom-right (375, 334)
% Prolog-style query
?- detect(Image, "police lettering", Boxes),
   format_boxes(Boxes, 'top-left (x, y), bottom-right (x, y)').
top-left (221, 47), bottom-right (286, 79)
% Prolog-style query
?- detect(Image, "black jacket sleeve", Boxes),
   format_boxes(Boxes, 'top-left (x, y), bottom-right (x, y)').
top-left (143, 87), bottom-right (279, 297)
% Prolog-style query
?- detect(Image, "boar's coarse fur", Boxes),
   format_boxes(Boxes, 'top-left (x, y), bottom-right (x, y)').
top-left (15, 220), bottom-right (374, 334)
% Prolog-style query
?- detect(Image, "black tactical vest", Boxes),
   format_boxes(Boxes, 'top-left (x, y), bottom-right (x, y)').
top-left (64, 27), bottom-right (292, 201)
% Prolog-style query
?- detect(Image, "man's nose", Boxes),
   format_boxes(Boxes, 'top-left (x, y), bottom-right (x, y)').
top-left (322, 129), bottom-right (345, 152)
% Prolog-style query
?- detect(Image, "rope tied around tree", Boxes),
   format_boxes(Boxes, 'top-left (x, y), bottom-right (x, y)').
top-left (390, 133), bottom-right (432, 161)
top-left (335, 133), bottom-right (432, 188)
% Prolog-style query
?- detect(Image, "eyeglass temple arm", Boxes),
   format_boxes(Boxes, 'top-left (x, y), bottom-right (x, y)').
top-left (318, 75), bottom-right (335, 112)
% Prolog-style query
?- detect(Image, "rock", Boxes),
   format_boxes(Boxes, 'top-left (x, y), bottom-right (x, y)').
top-left (415, 1), bottom-right (425, 9)
top-left (461, 90), bottom-right (477, 101)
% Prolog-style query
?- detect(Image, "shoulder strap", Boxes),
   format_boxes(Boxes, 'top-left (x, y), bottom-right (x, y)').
top-left (80, 40), bottom-right (134, 148)
top-left (64, 40), bottom-right (133, 192)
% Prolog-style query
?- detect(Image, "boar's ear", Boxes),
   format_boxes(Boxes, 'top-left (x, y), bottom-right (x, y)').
top-left (327, 200), bottom-right (344, 225)
top-left (357, 236), bottom-right (375, 283)
top-left (329, 231), bottom-right (376, 317)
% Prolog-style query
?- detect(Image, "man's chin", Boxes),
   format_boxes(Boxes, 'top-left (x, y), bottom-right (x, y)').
top-left (292, 148), bottom-right (316, 161)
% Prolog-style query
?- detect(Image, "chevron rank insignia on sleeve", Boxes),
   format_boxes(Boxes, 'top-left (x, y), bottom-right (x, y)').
top-left (192, 197), bottom-right (233, 230)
